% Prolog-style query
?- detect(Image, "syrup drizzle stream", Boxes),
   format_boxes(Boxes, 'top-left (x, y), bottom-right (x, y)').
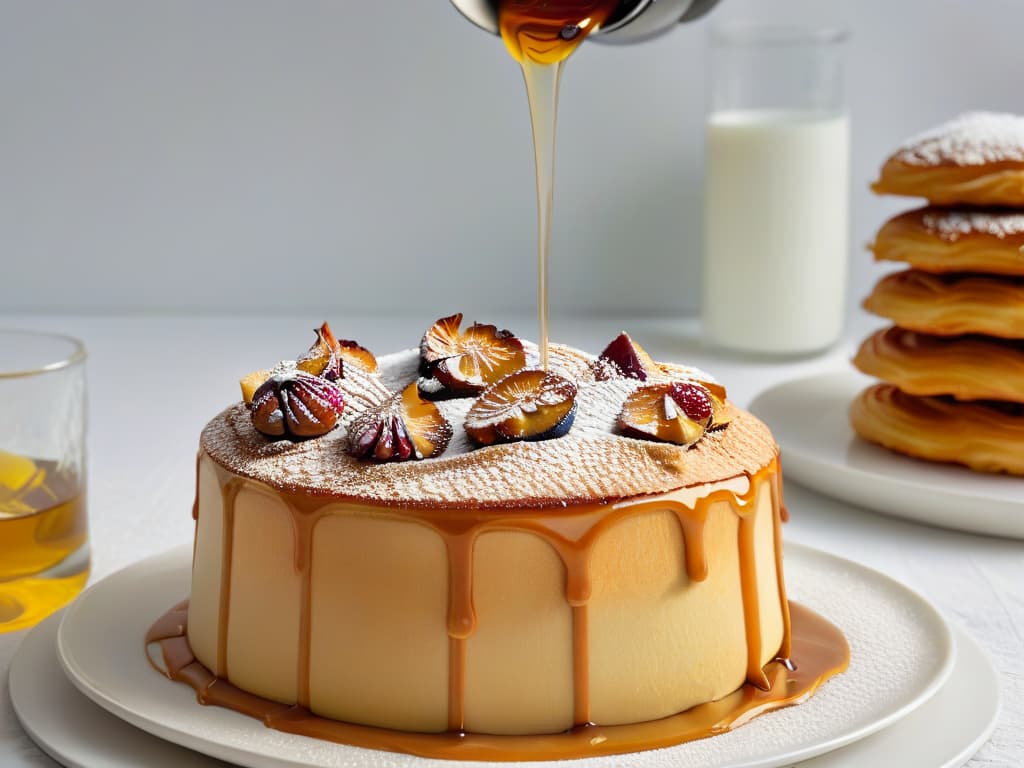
top-left (522, 59), bottom-right (561, 371)
top-left (214, 479), bottom-right (242, 676)
top-left (289, 503), bottom-right (320, 709)
top-left (444, 527), bottom-right (477, 731)
top-left (498, 1), bottom-right (621, 370)
top-left (771, 468), bottom-right (794, 659)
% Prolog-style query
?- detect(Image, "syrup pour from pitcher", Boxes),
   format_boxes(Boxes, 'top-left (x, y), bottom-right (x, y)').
top-left (497, 0), bottom-right (621, 369)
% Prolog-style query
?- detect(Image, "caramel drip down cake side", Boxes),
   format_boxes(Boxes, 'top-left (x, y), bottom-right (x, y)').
top-left (186, 342), bottom-right (789, 737)
top-left (187, 437), bottom-right (789, 736)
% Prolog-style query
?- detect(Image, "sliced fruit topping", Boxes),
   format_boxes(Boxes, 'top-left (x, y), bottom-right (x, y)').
top-left (296, 323), bottom-right (344, 381)
top-left (337, 338), bottom-right (378, 374)
top-left (594, 332), bottom-right (659, 381)
top-left (250, 371), bottom-right (345, 441)
top-left (706, 389), bottom-right (734, 430)
top-left (419, 313), bottom-right (526, 397)
top-left (420, 313), bottom-right (465, 371)
top-left (240, 368), bottom-right (272, 405)
top-left (294, 321), bottom-right (379, 380)
top-left (465, 370), bottom-right (577, 445)
top-left (617, 382), bottom-right (713, 447)
top-left (658, 361), bottom-right (727, 402)
top-left (348, 382), bottom-right (453, 462)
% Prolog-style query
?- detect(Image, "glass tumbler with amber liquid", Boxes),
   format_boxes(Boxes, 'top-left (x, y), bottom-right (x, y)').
top-left (0, 330), bottom-right (89, 632)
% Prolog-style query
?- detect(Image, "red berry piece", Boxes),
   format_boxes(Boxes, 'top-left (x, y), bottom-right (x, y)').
top-left (668, 381), bottom-right (713, 422)
top-left (348, 382), bottom-right (453, 462)
top-left (251, 371), bottom-right (345, 441)
top-left (594, 332), bottom-right (659, 381)
top-left (617, 382), bottom-right (713, 447)
top-left (465, 370), bottom-right (577, 445)
top-left (419, 313), bottom-right (526, 397)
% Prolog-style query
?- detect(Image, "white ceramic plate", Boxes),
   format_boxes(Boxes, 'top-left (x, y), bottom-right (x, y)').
top-left (44, 544), bottom-right (956, 768)
top-left (11, 605), bottom-right (998, 768)
top-left (14, 606), bottom-right (996, 768)
top-left (749, 371), bottom-right (1024, 540)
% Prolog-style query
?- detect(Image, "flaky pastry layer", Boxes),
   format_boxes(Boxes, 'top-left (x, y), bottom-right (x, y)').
top-left (853, 327), bottom-right (1024, 403)
top-left (871, 113), bottom-right (1024, 205)
top-left (850, 384), bottom-right (1024, 475)
top-left (871, 163), bottom-right (1024, 206)
top-left (871, 207), bottom-right (1024, 275)
top-left (863, 269), bottom-right (1024, 339)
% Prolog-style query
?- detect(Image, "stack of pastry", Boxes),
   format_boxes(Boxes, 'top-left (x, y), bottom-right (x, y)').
top-left (851, 112), bottom-right (1024, 476)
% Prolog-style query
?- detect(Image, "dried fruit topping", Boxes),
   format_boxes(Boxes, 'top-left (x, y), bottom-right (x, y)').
top-left (294, 322), bottom-right (379, 380)
top-left (348, 382), bottom-right (453, 462)
top-left (240, 369), bottom-right (272, 405)
top-left (419, 313), bottom-right (526, 397)
top-left (707, 389), bottom-right (734, 430)
top-left (337, 338), bottom-right (378, 374)
top-left (465, 370), bottom-right (577, 445)
top-left (594, 332), bottom-right (659, 381)
top-left (617, 382), bottom-right (713, 447)
top-left (296, 323), bottom-right (344, 381)
top-left (251, 371), bottom-right (345, 441)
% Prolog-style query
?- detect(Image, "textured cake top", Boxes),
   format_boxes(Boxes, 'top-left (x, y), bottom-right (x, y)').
top-left (202, 344), bottom-right (777, 509)
top-left (892, 112), bottom-right (1024, 167)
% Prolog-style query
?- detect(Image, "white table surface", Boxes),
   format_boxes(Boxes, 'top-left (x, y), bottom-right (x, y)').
top-left (1, 312), bottom-right (1020, 767)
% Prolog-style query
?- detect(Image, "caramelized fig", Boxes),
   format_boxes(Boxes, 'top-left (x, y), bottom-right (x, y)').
top-left (251, 371), bottom-right (345, 441)
top-left (465, 370), bottom-right (577, 445)
top-left (617, 382), bottom-right (712, 447)
top-left (594, 332), bottom-right (659, 381)
top-left (419, 313), bottom-right (526, 397)
top-left (296, 323), bottom-right (344, 381)
top-left (348, 382), bottom-right (452, 461)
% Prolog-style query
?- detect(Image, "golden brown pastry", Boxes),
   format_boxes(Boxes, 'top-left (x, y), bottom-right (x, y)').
top-left (850, 384), bottom-right (1024, 475)
top-left (853, 326), bottom-right (1024, 403)
top-left (863, 269), bottom-right (1024, 339)
top-left (872, 112), bottom-right (1024, 205)
top-left (871, 207), bottom-right (1024, 276)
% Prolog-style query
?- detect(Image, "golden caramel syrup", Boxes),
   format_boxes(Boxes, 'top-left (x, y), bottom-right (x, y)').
top-left (497, 1), bottom-right (622, 369)
top-left (144, 455), bottom-right (849, 759)
top-left (147, 601), bottom-right (847, 761)
top-left (0, 454), bottom-right (89, 632)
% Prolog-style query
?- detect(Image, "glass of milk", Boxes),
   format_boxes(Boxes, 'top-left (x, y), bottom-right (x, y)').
top-left (702, 24), bottom-right (849, 355)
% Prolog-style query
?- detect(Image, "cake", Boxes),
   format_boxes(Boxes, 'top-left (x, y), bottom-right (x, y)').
top-left (147, 317), bottom-right (848, 759)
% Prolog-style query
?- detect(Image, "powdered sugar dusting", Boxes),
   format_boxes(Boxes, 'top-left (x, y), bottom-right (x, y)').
top-left (894, 112), bottom-right (1024, 167)
top-left (201, 345), bottom-right (775, 508)
top-left (920, 208), bottom-right (1024, 241)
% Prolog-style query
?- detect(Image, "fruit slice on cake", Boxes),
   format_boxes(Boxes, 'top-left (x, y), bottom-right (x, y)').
top-left (465, 369), bottom-right (577, 445)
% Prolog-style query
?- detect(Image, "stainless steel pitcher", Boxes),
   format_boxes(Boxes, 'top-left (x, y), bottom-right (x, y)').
top-left (450, 0), bottom-right (721, 44)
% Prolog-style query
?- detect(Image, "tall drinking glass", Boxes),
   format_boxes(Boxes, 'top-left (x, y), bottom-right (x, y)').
top-left (702, 24), bottom-right (849, 355)
top-left (0, 330), bottom-right (89, 632)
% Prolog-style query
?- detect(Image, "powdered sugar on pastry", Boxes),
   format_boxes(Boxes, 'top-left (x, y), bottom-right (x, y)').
top-left (894, 112), bottom-right (1024, 167)
top-left (921, 209), bottom-right (1024, 240)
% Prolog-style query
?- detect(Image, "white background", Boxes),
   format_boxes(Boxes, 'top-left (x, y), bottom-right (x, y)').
top-left (1, 0), bottom-right (1023, 319)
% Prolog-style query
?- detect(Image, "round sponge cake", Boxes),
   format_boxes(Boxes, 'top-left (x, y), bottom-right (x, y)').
top-left (184, 345), bottom-right (790, 738)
